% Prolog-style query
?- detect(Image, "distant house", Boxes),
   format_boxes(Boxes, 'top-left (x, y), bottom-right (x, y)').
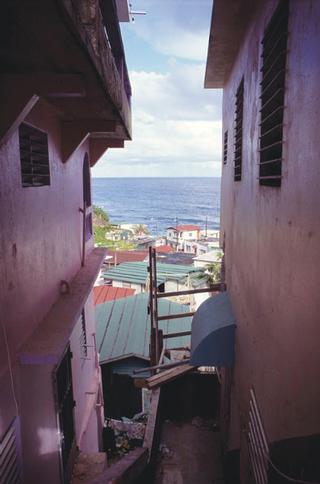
top-left (134, 237), bottom-right (155, 249)
top-left (184, 237), bottom-right (221, 256)
top-left (102, 261), bottom-right (202, 293)
top-left (95, 293), bottom-right (192, 418)
top-left (193, 250), bottom-right (222, 269)
top-left (166, 224), bottom-right (201, 251)
top-left (103, 249), bottom-right (148, 267)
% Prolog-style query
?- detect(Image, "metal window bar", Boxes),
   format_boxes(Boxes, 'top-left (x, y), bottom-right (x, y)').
top-left (79, 310), bottom-right (87, 358)
top-left (223, 130), bottom-right (228, 164)
top-left (19, 123), bottom-right (50, 187)
top-left (0, 418), bottom-right (22, 484)
top-left (259, 0), bottom-right (289, 187)
top-left (247, 388), bottom-right (269, 484)
top-left (234, 78), bottom-right (244, 182)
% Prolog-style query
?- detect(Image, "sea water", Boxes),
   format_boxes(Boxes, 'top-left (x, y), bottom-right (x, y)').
top-left (92, 177), bottom-right (220, 236)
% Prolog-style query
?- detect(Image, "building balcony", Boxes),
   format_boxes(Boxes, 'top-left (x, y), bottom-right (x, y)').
top-left (0, 0), bottom-right (132, 163)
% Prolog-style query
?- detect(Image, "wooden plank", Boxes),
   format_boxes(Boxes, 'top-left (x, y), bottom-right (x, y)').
top-left (157, 311), bottom-right (194, 321)
top-left (162, 331), bottom-right (191, 339)
top-left (146, 363), bottom-right (194, 389)
top-left (90, 447), bottom-right (148, 484)
top-left (143, 388), bottom-right (161, 460)
top-left (156, 284), bottom-right (225, 298)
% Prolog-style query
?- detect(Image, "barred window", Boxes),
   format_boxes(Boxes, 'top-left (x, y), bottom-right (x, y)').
top-left (79, 310), bottom-right (87, 358)
top-left (19, 123), bottom-right (50, 187)
top-left (234, 79), bottom-right (244, 181)
top-left (223, 130), bottom-right (228, 165)
top-left (259, 0), bottom-right (289, 187)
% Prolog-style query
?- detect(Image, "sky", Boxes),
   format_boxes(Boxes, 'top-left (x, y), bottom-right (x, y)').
top-left (92, 0), bottom-right (223, 178)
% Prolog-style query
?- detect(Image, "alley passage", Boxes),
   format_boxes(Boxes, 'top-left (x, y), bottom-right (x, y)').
top-left (152, 372), bottom-right (224, 484)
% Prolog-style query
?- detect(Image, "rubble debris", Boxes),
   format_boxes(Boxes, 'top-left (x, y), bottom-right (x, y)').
top-left (104, 414), bottom-right (147, 458)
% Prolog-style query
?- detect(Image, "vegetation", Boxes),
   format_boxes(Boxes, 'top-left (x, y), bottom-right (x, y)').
top-left (93, 205), bottom-right (110, 226)
top-left (197, 252), bottom-right (223, 287)
top-left (133, 224), bottom-right (150, 236)
top-left (92, 205), bottom-right (137, 249)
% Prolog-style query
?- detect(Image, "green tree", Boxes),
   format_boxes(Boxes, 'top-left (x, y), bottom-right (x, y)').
top-left (133, 224), bottom-right (150, 236)
top-left (197, 252), bottom-right (223, 287)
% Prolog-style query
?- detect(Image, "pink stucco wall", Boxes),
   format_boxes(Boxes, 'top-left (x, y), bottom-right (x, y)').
top-left (220, 0), bottom-right (320, 453)
top-left (0, 99), bottom-right (101, 480)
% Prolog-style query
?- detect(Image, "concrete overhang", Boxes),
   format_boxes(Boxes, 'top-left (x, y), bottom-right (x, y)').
top-left (205, 0), bottom-right (261, 88)
top-left (115, 0), bottom-right (130, 22)
top-left (0, 0), bottom-right (132, 151)
top-left (20, 248), bottom-right (106, 365)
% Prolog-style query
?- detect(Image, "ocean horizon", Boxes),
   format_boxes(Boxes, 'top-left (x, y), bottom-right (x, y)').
top-left (92, 177), bottom-right (221, 236)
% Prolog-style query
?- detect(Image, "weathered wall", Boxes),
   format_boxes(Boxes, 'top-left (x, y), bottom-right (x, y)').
top-left (70, 292), bottom-right (101, 452)
top-left (0, 99), bottom-right (97, 476)
top-left (220, 0), bottom-right (320, 452)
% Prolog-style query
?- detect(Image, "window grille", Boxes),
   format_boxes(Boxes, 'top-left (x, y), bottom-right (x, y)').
top-left (79, 310), bottom-right (87, 358)
top-left (259, 0), bottom-right (289, 187)
top-left (0, 418), bottom-right (22, 484)
top-left (234, 79), bottom-right (244, 181)
top-left (54, 346), bottom-right (75, 473)
top-left (19, 123), bottom-right (50, 187)
top-left (223, 130), bottom-right (228, 165)
top-left (247, 388), bottom-right (269, 484)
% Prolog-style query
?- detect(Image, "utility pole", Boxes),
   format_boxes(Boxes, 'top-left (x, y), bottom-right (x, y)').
top-left (205, 216), bottom-right (208, 238)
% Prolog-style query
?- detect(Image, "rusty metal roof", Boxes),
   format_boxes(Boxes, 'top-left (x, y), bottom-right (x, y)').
top-left (96, 293), bottom-right (192, 365)
top-left (93, 285), bottom-right (135, 305)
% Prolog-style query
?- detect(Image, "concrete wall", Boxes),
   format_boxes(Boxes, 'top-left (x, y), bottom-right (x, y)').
top-left (0, 99), bottom-right (99, 479)
top-left (220, 0), bottom-right (320, 453)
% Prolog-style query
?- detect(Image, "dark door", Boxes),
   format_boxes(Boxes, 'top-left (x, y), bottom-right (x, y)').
top-left (53, 346), bottom-right (76, 481)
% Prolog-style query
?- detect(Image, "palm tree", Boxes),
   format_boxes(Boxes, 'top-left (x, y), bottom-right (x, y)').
top-left (196, 252), bottom-right (222, 287)
top-left (133, 224), bottom-right (150, 236)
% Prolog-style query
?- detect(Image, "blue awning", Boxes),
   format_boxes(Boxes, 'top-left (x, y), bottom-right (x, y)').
top-left (191, 292), bottom-right (236, 367)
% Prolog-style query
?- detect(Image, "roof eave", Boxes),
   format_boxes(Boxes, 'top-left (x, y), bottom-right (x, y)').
top-left (204, 0), bottom-right (262, 89)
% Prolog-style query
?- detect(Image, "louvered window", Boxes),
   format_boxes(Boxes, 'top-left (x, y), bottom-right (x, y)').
top-left (0, 418), bottom-right (22, 484)
top-left (19, 123), bottom-right (50, 187)
top-left (223, 130), bottom-right (228, 165)
top-left (259, 0), bottom-right (289, 187)
top-left (79, 310), bottom-right (87, 358)
top-left (234, 79), bottom-right (244, 181)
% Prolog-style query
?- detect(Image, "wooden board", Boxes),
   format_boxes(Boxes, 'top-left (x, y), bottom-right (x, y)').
top-left (146, 363), bottom-right (194, 389)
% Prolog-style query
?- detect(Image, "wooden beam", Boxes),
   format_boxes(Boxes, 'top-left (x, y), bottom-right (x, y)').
top-left (157, 311), bottom-right (195, 321)
top-left (143, 388), bottom-right (161, 461)
top-left (162, 331), bottom-right (192, 339)
top-left (90, 447), bottom-right (148, 484)
top-left (61, 120), bottom-right (117, 162)
top-left (145, 363), bottom-right (194, 389)
top-left (157, 284), bottom-right (224, 298)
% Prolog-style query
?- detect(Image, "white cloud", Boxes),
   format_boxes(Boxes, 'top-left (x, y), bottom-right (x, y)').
top-left (92, 64), bottom-right (222, 178)
top-left (128, 0), bottom-right (213, 62)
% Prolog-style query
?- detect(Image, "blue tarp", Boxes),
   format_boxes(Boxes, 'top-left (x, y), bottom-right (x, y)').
top-left (191, 292), bottom-right (236, 367)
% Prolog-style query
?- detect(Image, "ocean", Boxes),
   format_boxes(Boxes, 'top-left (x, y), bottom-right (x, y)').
top-left (92, 177), bottom-right (221, 236)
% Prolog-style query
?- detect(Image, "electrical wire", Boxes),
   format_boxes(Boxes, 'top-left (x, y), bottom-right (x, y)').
top-left (249, 438), bottom-right (320, 484)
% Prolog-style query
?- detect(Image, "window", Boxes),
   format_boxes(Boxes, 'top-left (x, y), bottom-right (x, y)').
top-left (223, 130), bottom-right (228, 165)
top-left (79, 310), bottom-right (87, 358)
top-left (234, 79), bottom-right (244, 181)
top-left (0, 418), bottom-right (22, 483)
top-left (259, 0), bottom-right (289, 187)
top-left (19, 123), bottom-right (50, 187)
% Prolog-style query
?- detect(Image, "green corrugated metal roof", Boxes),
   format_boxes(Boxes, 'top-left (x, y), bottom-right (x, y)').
top-left (102, 261), bottom-right (202, 286)
top-left (96, 293), bottom-right (192, 365)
